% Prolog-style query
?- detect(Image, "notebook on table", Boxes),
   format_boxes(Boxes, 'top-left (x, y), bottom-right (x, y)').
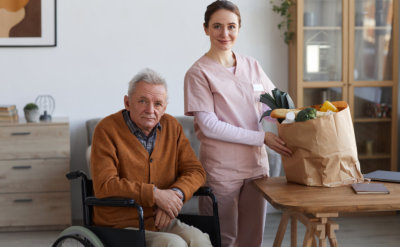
top-left (351, 183), bottom-right (390, 194)
top-left (363, 170), bottom-right (400, 183)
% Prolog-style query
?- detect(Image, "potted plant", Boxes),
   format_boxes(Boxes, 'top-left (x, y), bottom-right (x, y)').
top-left (24, 102), bottom-right (40, 122)
top-left (270, 0), bottom-right (295, 44)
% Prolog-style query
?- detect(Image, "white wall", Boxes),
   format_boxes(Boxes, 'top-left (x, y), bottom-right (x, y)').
top-left (0, 0), bottom-right (288, 221)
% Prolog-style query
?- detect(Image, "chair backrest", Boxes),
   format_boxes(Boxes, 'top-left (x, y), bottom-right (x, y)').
top-left (86, 118), bottom-right (102, 146)
top-left (85, 116), bottom-right (199, 156)
top-left (175, 116), bottom-right (200, 157)
top-left (85, 116), bottom-right (201, 178)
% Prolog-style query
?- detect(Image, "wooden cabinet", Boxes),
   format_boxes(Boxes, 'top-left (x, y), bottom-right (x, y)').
top-left (0, 118), bottom-right (71, 230)
top-left (288, 0), bottom-right (398, 173)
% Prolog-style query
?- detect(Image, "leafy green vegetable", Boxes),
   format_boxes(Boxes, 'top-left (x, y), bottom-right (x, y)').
top-left (259, 88), bottom-right (295, 123)
top-left (295, 108), bottom-right (317, 122)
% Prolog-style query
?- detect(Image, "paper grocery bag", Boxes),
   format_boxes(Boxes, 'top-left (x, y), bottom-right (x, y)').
top-left (278, 106), bottom-right (363, 187)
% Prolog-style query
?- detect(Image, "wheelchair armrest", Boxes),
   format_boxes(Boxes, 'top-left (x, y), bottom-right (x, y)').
top-left (85, 196), bottom-right (138, 207)
top-left (193, 186), bottom-right (218, 206)
top-left (85, 196), bottom-right (145, 231)
top-left (193, 186), bottom-right (212, 197)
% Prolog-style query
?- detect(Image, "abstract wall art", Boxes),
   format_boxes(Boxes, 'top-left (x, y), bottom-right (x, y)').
top-left (0, 0), bottom-right (56, 47)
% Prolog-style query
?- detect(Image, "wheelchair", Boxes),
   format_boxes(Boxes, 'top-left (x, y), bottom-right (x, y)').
top-left (52, 170), bottom-right (221, 247)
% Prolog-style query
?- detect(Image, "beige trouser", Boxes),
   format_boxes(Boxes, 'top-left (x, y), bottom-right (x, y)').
top-left (142, 219), bottom-right (212, 247)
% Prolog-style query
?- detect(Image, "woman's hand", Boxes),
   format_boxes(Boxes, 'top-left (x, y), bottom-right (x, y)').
top-left (264, 132), bottom-right (292, 157)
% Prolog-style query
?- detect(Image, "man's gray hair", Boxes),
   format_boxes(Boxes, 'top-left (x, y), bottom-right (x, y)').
top-left (128, 68), bottom-right (168, 98)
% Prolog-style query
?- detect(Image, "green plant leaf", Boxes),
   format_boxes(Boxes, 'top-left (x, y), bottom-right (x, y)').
top-left (259, 109), bottom-right (272, 122)
top-left (270, 0), bottom-right (295, 44)
top-left (260, 93), bottom-right (277, 109)
top-left (272, 88), bottom-right (283, 108)
top-left (286, 93), bottom-right (295, 109)
top-left (280, 92), bottom-right (288, 109)
top-left (24, 103), bottom-right (39, 111)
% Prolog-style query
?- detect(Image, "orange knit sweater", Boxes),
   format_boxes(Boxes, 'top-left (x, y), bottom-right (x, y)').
top-left (90, 110), bottom-right (206, 230)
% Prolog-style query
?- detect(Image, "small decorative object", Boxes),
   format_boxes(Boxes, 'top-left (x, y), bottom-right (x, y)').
top-left (365, 102), bottom-right (392, 118)
top-left (35, 95), bottom-right (55, 122)
top-left (375, 9), bottom-right (385, 26)
top-left (23, 103), bottom-right (40, 123)
top-left (304, 12), bottom-right (315, 26)
top-left (365, 140), bottom-right (374, 155)
top-left (355, 12), bottom-right (364, 26)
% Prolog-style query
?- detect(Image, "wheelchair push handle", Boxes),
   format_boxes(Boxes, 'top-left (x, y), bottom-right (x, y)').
top-left (66, 170), bottom-right (88, 181)
top-left (194, 186), bottom-right (218, 205)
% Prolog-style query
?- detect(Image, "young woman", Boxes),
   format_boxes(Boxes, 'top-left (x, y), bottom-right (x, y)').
top-left (184, 1), bottom-right (292, 246)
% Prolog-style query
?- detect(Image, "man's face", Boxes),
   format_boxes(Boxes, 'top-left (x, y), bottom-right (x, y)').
top-left (124, 81), bottom-right (167, 136)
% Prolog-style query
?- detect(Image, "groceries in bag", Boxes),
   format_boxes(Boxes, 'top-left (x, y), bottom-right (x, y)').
top-left (259, 91), bottom-right (363, 187)
top-left (277, 101), bottom-right (363, 187)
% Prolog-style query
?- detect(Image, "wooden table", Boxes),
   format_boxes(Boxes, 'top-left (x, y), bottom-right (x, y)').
top-left (254, 177), bottom-right (400, 247)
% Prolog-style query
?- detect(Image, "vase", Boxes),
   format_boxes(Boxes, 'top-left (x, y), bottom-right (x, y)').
top-left (24, 109), bottom-right (40, 123)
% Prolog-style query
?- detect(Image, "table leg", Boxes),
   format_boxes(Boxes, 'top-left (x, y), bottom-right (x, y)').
top-left (318, 237), bottom-right (326, 247)
top-left (326, 221), bottom-right (339, 247)
top-left (302, 228), bottom-right (314, 247)
top-left (314, 222), bottom-right (326, 247)
top-left (312, 236), bottom-right (318, 247)
top-left (291, 215), bottom-right (297, 247)
top-left (314, 213), bottom-right (339, 247)
top-left (273, 211), bottom-right (290, 247)
top-left (274, 211), bottom-right (339, 247)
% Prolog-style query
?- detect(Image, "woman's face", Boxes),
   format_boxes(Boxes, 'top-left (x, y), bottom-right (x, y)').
top-left (204, 9), bottom-right (239, 52)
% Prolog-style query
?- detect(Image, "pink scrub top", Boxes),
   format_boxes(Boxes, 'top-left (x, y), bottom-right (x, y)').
top-left (184, 52), bottom-right (276, 181)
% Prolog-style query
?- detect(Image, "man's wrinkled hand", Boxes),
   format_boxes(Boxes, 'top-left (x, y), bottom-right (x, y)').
top-left (154, 208), bottom-right (172, 230)
top-left (154, 188), bottom-right (183, 218)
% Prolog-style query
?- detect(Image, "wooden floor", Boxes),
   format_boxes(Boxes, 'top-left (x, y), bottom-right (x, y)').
top-left (1, 213), bottom-right (400, 246)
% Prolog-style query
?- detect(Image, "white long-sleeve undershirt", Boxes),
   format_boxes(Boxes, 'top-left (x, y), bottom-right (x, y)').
top-left (194, 111), bottom-right (265, 147)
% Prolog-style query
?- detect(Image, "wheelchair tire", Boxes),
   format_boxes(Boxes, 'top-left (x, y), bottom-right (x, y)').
top-left (52, 226), bottom-right (105, 247)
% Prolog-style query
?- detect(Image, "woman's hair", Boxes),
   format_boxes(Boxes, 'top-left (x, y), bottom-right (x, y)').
top-left (204, 0), bottom-right (241, 28)
top-left (128, 68), bottom-right (168, 98)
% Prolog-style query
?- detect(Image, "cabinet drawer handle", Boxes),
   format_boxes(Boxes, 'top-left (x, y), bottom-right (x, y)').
top-left (12, 165), bottom-right (32, 170)
top-left (11, 132), bottom-right (31, 136)
top-left (14, 199), bottom-right (33, 203)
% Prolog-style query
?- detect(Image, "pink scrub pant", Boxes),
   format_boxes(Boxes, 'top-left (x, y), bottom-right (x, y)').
top-left (199, 175), bottom-right (267, 247)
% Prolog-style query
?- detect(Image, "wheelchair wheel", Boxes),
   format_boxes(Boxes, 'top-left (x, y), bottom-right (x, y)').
top-left (52, 226), bottom-right (104, 247)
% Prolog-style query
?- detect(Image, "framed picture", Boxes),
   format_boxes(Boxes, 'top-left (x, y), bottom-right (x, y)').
top-left (0, 0), bottom-right (57, 47)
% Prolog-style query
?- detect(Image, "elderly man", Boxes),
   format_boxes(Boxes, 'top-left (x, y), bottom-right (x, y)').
top-left (90, 68), bottom-right (212, 247)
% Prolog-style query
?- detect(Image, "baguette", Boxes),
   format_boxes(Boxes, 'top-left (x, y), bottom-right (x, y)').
top-left (270, 108), bottom-right (331, 119)
top-left (270, 109), bottom-right (300, 119)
